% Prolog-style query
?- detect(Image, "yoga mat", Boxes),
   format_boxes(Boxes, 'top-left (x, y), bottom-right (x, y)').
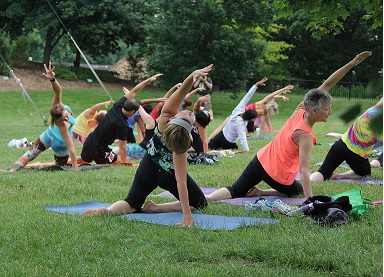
top-left (23, 161), bottom-right (137, 171)
top-left (247, 135), bottom-right (275, 140)
top-left (43, 202), bottom-right (278, 230)
top-left (29, 164), bottom-right (113, 171)
top-left (331, 179), bottom-right (383, 185)
top-left (326, 132), bottom-right (343, 137)
top-left (155, 187), bottom-right (306, 206)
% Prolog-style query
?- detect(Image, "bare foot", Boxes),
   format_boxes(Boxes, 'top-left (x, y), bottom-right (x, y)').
top-left (330, 173), bottom-right (339, 180)
top-left (204, 194), bottom-right (212, 201)
top-left (141, 200), bottom-right (156, 213)
top-left (245, 186), bottom-right (262, 197)
top-left (83, 207), bottom-right (109, 216)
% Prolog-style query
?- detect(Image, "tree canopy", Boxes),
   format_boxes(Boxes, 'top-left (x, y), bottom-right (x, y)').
top-left (273, 0), bottom-right (382, 38)
top-left (0, 0), bottom-right (382, 92)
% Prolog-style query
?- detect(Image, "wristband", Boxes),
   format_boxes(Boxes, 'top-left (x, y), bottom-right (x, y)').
top-left (50, 78), bottom-right (56, 82)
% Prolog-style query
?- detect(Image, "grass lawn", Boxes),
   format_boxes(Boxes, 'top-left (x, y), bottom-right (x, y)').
top-left (0, 86), bottom-right (382, 276)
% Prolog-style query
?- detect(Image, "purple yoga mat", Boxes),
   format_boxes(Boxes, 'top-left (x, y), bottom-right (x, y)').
top-left (155, 187), bottom-right (306, 206)
top-left (331, 179), bottom-right (383, 185)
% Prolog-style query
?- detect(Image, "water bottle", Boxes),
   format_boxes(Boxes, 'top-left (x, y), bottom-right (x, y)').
top-left (256, 127), bottom-right (260, 137)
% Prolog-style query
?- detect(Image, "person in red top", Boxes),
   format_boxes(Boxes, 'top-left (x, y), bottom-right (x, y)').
top-left (205, 51), bottom-right (372, 200)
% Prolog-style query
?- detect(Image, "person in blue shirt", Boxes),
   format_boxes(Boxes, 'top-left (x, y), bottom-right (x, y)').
top-left (8, 62), bottom-right (79, 171)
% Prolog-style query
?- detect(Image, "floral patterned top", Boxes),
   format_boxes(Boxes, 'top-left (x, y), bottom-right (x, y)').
top-left (147, 127), bottom-right (174, 172)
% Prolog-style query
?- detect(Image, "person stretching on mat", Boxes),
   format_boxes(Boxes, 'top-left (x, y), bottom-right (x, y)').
top-left (207, 77), bottom-right (268, 152)
top-left (190, 95), bottom-right (212, 153)
top-left (72, 99), bottom-right (114, 144)
top-left (245, 89), bottom-right (290, 138)
top-left (208, 78), bottom-right (292, 152)
top-left (112, 103), bottom-right (160, 160)
top-left (79, 74), bottom-right (162, 164)
top-left (205, 51), bottom-right (372, 201)
top-left (7, 62), bottom-right (78, 172)
top-left (84, 64), bottom-right (213, 227)
top-left (310, 96), bottom-right (382, 182)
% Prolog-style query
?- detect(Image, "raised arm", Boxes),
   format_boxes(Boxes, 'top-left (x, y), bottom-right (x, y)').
top-left (159, 65), bottom-right (213, 130)
top-left (272, 94), bottom-right (289, 102)
top-left (371, 97), bottom-right (383, 109)
top-left (164, 83), bottom-right (182, 98)
top-left (319, 51), bottom-right (372, 92)
top-left (257, 85), bottom-right (293, 106)
top-left (123, 73), bottom-right (163, 99)
top-left (43, 62), bottom-right (62, 105)
top-left (193, 95), bottom-right (210, 114)
top-left (138, 105), bottom-right (156, 130)
top-left (83, 100), bottom-right (113, 119)
top-left (140, 97), bottom-right (168, 105)
top-left (186, 87), bottom-right (204, 100)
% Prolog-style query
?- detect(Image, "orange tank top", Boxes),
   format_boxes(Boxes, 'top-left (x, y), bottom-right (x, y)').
top-left (256, 108), bottom-right (316, 185)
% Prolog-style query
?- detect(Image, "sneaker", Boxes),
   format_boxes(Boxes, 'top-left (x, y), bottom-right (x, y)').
top-left (244, 198), bottom-right (293, 215)
top-left (266, 199), bottom-right (293, 215)
top-left (244, 198), bottom-right (273, 213)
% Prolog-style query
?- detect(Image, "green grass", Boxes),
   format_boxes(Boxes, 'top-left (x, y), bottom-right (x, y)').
top-left (0, 87), bottom-right (382, 276)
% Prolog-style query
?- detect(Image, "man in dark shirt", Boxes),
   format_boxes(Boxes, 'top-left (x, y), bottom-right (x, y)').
top-left (81, 97), bottom-right (140, 164)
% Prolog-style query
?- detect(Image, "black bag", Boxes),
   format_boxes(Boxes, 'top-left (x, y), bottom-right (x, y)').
top-left (301, 195), bottom-right (352, 226)
top-left (187, 153), bottom-right (219, 165)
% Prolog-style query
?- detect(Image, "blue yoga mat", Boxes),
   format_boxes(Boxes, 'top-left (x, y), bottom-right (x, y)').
top-left (43, 202), bottom-right (278, 231)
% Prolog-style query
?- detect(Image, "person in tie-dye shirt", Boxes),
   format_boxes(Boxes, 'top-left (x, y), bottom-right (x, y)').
top-left (311, 97), bottom-right (383, 181)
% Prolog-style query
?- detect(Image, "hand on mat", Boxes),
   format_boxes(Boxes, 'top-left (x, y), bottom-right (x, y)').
top-left (176, 215), bottom-right (194, 227)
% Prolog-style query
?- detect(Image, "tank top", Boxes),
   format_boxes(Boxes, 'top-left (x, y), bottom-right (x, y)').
top-left (47, 105), bottom-right (75, 144)
top-left (147, 127), bottom-right (174, 172)
top-left (73, 111), bottom-right (96, 136)
top-left (257, 108), bottom-right (316, 185)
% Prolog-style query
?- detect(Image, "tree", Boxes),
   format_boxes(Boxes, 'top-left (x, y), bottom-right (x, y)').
top-left (269, 10), bottom-right (383, 83)
top-left (0, 0), bottom-right (154, 66)
top-left (273, 0), bottom-right (382, 38)
top-left (144, 0), bottom-right (273, 90)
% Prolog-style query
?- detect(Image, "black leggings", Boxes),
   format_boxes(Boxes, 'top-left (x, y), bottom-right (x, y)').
top-left (318, 139), bottom-right (371, 180)
top-left (208, 130), bottom-right (238, 150)
top-left (125, 153), bottom-right (207, 211)
top-left (226, 156), bottom-right (303, 197)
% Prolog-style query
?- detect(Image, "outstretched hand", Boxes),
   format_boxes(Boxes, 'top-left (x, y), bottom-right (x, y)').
top-left (281, 95), bottom-right (290, 101)
top-left (350, 51), bottom-right (372, 67)
top-left (149, 73), bottom-right (164, 82)
top-left (192, 64), bottom-right (213, 84)
top-left (43, 62), bottom-right (55, 80)
top-left (255, 77), bottom-right (268, 87)
top-left (105, 99), bottom-right (114, 108)
top-left (284, 84), bottom-right (294, 91)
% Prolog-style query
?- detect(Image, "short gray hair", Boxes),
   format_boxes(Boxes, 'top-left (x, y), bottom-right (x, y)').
top-left (303, 89), bottom-right (333, 115)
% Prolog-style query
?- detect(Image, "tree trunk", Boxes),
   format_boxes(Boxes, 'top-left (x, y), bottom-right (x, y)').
top-left (43, 27), bottom-right (54, 66)
top-left (74, 50), bottom-right (81, 68)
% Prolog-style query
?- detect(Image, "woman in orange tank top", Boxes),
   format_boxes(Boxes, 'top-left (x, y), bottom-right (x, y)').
top-left (205, 51), bottom-right (372, 201)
